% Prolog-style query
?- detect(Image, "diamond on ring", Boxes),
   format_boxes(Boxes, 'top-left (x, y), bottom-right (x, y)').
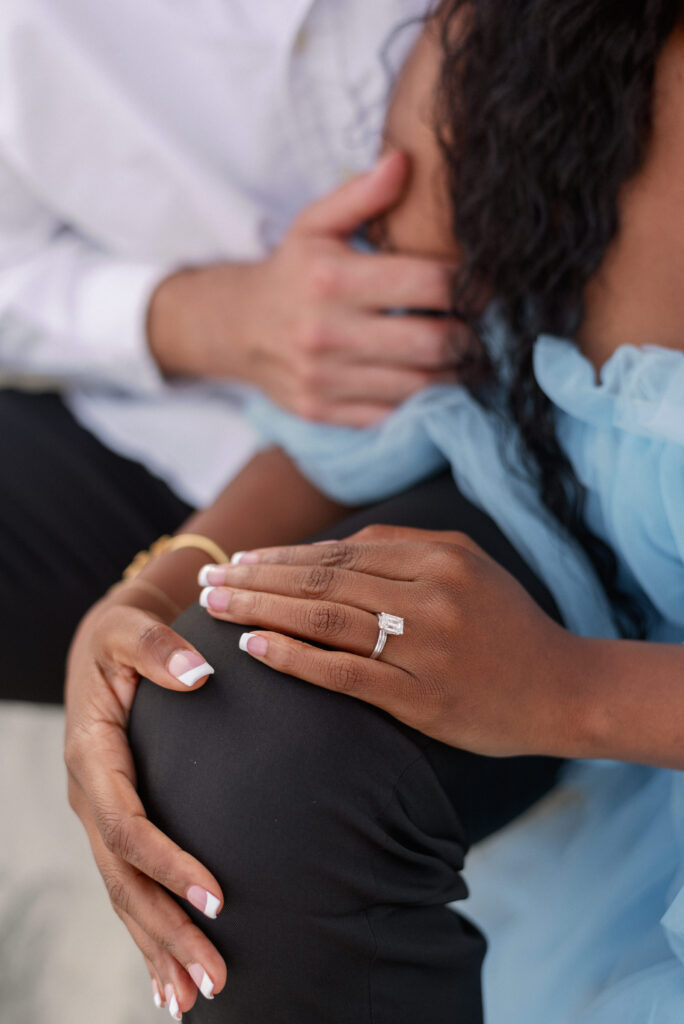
top-left (370, 612), bottom-right (405, 660)
top-left (377, 613), bottom-right (404, 636)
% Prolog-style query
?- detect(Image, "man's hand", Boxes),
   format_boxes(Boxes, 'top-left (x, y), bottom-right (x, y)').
top-left (148, 151), bottom-right (461, 427)
top-left (65, 586), bottom-right (227, 1017)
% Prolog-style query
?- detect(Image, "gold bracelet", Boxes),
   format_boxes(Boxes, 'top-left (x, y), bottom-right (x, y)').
top-left (123, 533), bottom-right (230, 581)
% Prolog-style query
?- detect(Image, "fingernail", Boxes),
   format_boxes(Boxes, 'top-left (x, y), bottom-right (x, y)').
top-left (165, 986), bottom-right (182, 1020)
top-left (188, 963), bottom-right (215, 1000)
top-left (152, 979), bottom-right (165, 1008)
top-left (199, 587), bottom-right (233, 613)
top-left (239, 632), bottom-right (268, 657)
top-left (198, 564), bottom-right (228, 587)
top-left (231, 550), bottom-right (260, 565)
top-left (187, 885), bottom-right (221, 919)
top-left (313, 539), bottom-right (339, 546)
top-left (168, 651), bottom-right (215, 688)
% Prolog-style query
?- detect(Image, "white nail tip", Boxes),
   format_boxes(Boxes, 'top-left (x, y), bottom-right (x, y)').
top-left (168, 993), bottom-right (181, 1020)
top-left (197, 565), bottom-right (217, 587)
top-left (199, 587), bottom-right (214, 609)
top-left (239, 632), bottom-right (254, 653)
top-left (177, 662), bottom-right (214, 687)
top-left (199, 970), bottom-right (215, 1000)
top-left (231, 551), bottom-right (246, 565)
top-left (205, 892), bottom-right (221, 919)
top-left (153, 991), bottom-right (163, 1009)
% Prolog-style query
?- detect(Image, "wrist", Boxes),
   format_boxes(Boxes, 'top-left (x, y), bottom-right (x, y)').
top-left (146, 262), bottom-right (261, 381)
top-left (543, 631), bottom-right (621, 761)
top-left (147, 268), bottom-right (203, 377)
top-left (526, 626), bottom-right (599, 759)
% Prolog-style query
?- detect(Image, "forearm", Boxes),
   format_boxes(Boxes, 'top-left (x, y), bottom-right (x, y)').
top-left (118, 448), bottom-right (349, 617)
top-left (553, 631), bottom-right (684, 770)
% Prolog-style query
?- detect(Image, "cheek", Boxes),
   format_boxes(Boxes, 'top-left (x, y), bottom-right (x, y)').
top-left (387, 201), bottom-right (456, 260)
top-left (382, 160), bottom-right (457, 261)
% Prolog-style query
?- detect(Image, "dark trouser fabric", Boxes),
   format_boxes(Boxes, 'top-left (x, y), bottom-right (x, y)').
top-left (130, 474), bottom-right (563, 1024)
top-left (0, 390), bottom-right (192, 703)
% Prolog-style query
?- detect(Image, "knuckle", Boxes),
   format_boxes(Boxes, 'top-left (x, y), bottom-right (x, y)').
top-left (66, 779), bottom-right (80, 814)
top-left (302, 602), bottom-right (349, 639)
top-left (318, 542), bottom-right (356, 569)
top-left (100, 812), bottom-right (135, 861)
top-left (327, 657), bottom-right (364, 695)
top-left (354, 524), bottom-right (391, 543)
top-left (297, 318), bottom-right (329, 356)
top-left (136, 621), bottom-right (173, 662)
top-left (298, 565), bottom-right (336, 599)
top-left (104, 872), bottom-right (131, 916)
top-left (64, 736), bottom-right (83, 778)
top-left (153, 913), bottom-right (195, 958)
top-left (307, 256), bottom-right (342, 301)
top-left (444, 545), bottom-right (472, 578)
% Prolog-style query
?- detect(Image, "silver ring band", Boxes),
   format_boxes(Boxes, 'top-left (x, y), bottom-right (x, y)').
top-left (370, 612), bottom-right (405, 660)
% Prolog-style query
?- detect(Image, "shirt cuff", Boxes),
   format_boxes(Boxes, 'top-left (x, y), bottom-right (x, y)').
top-left (74, 258), bottom-right (170, 393)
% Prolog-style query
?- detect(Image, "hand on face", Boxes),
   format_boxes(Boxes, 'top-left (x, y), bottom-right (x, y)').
top-left (197, 524), bottom-right (571, 758)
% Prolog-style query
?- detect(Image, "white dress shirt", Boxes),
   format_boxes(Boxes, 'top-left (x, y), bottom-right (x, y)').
top-left (0, 0), bottom-right (427, 505)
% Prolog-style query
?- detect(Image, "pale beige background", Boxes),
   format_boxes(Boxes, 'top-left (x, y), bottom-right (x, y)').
top-left (0, 703), bottom-right (156, 1024)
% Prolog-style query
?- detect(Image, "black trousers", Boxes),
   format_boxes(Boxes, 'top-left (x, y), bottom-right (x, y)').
top-left (130, 474), bottom-right (563, 1024)
top-left (0, 390), bottom-right (191, 703)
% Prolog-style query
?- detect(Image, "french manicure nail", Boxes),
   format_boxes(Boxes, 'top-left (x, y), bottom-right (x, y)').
top-left (168, 651), bottom-right (215, 688)
top-left (152, 979), bottom-right (164, 1008)
top-left (187, 885), bottom-right (221, 919)
top-left (198, 564), bottom-right (228, 587)
top-left (239, 632), bottom-right (268, 657)
top-left (165, 986), bottom-right (182, 1021)
top-left (188, 963), bottom-right (215, 1000)
top-left (231, 550), bottom-right (260, 565)
top-left (199, 586), bottom-right (232, 613)
top-left (313, 539), bottom-right (340, 546)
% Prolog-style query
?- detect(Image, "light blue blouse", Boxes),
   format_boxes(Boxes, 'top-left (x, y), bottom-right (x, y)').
top-left (249, 330), bottom-right (684, 1022)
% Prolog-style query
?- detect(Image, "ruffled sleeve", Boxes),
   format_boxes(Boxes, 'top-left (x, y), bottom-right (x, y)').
top-left (535, 336), bottom-right (684, 632)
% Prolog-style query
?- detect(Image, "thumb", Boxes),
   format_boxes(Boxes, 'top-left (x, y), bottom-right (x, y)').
top-left (296, 150), bottom-right (410, 237)
top-left (108, 607), bottom-right (215, 692)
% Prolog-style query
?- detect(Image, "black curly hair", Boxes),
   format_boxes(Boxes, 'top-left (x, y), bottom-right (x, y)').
top-left (433, 0), bottom-right (681, 634)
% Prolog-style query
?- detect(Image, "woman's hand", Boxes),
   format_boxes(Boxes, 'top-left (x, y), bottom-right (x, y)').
top-left (64, 585), bottom-right (228, 1017)
top-left (197, 525), bottom-right (579, 758)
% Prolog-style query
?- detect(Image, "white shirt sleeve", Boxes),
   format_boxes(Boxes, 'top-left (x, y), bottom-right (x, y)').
top-left (0, 154), bottom-right (169, 393)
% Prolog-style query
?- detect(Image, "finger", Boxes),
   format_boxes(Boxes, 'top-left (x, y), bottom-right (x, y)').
top-left (296, 150), bottom-right (410, 237)
top-left (229, 528), bottom-right (483, 564)
top-left (330, 251), bottom-right (455, 311)
top-left (236, 631), bottom-right (419, 722)
top-left (314, 361), bottom-right (459, 405)
top-left (143, 955), bottom-right (167, 1011)
top-left (123, 913), bottom-right (196, 1019)
top-left (105, 606), bottom-right (215, 692)
top-left (198, 560), bottom-right (411, 612)
top-left (66, 733), bottom-right (224, 922)
top-left (336, 314), bottom-right (466, 370)
top-left (311, 401), bottom-right (395, 428)
top-left (200, 539), bottom-right (451, 585)
top-left (202, 588), bottom-right (380, 657)
top-left (84, 816), bottom-right (227, 1005)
